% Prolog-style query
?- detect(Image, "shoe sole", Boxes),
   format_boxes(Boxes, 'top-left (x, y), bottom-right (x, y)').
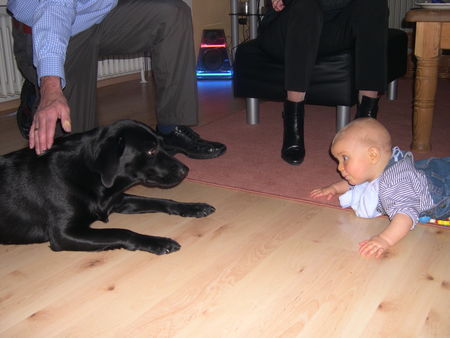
top-left (165, 146), bottom-right (226, 159)
top-left (282, 156), bottom-right (304, 166)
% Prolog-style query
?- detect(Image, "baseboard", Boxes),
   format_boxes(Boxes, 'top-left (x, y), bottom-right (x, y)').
top-left (0, 99), bottom-right (20, 115)
top-left (0, 72), bottom-right (145, 116)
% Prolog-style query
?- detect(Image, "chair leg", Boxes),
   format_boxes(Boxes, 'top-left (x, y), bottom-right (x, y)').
top-left (387, 80), bottom-right (398, 101)
top-left (336, 105), bottom-right (350, 131)
top-left (246, 98), bottom-right (260, 125)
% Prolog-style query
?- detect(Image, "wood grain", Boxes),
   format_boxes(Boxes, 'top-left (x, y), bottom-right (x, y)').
top-left (0, 182), bottom-right (449, 337)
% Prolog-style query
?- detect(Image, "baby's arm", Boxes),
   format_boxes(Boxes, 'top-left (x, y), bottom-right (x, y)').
top-left (310, 180), bottom-right (350, 200)
top-left (359, 213), bottom-right (412, 258)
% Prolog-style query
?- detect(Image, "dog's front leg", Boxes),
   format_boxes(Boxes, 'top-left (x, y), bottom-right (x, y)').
top-left (50, 223), bottom-right (180, 255)
top-left (112, 193), bottom-right (215, 218)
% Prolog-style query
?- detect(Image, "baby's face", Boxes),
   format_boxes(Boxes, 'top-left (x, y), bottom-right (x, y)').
top-left (331, 136), bottom-right (374, 185)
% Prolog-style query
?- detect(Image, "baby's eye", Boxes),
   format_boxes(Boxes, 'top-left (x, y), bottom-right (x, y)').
top-left (342, 155), bottom-right (349, 161)
top-left (147, 148), bottom-right (158, 156)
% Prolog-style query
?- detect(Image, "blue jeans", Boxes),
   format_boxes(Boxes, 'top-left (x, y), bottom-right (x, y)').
top-left (415, 157), bottom-right (450, 220)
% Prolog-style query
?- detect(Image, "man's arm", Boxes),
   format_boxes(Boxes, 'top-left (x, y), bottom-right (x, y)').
top-left (30, 0), bottom-right (76, 154)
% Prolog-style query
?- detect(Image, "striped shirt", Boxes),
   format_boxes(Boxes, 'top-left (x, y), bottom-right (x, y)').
top-left (7, 0), bottom-right (118, 87)
top-left (377, 152), bottom-right (434, 228)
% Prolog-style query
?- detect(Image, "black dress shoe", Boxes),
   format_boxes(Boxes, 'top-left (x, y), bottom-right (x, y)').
top-left (16, 79), bottom-right (37, 140)
top-left (157, 126), bottom-right (226, 159)
top-left (354, 96), bottom-right (379, 119)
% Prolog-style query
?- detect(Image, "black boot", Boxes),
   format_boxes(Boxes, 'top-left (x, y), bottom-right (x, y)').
top-left (281, 100), bottom-right (305, 165)
top-left (354, 96), bottom-right (379, 119)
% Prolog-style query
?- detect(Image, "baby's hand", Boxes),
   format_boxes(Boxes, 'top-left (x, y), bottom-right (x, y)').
top-left (310, 185), bottom-right (338, 200)
top-left (359, 236), bottom-right (390, 259)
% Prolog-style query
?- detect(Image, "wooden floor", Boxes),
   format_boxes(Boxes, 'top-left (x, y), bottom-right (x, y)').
top-left (0, 79), bottom-right (449, 337)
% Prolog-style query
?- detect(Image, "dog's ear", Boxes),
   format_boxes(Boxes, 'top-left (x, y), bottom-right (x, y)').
top-left (93, 136), bottom-right (125, 188)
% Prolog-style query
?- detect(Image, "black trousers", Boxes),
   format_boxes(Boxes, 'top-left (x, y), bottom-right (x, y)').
top-left (12, 0), bottom-right (199, 133)
top-left (257, 0), bottom-right (389, 93)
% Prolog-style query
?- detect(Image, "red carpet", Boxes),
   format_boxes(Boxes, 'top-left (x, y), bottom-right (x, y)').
top-left (182, 78), bottom-right (450, 208)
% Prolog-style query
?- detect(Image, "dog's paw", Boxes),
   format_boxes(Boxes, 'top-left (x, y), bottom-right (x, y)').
top-left (148, 237), bottom-right (181, 255)
top-left (177, 203), bottom-right (216, 218)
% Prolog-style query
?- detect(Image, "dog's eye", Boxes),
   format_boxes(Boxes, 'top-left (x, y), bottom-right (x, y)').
top-left (147, 148), bottom-right (158, 156)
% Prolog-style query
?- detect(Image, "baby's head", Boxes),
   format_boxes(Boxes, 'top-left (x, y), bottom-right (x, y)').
top-left (330, 118), bottom-right (392, 185)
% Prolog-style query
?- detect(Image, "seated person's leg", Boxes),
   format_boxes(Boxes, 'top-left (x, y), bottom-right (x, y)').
top-left (353, 0), bottom-right (388, 119)
top-left (318, 0), bottom-right (388, 119)
top-left (64, 25), bottom-right (101, 134)
top-left (94, 0), bottom-right (226, 159)
top-left (257, 0), bottom-right (323, 165)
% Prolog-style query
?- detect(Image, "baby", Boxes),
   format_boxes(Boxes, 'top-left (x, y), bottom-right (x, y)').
top-left (311, 118), bottom-right (450, 258)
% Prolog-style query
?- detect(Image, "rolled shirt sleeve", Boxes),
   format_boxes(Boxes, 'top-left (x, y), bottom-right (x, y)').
top-left (378, 154), bottom-right (434, 229)
top-left (379, 188), bottom-right (421, 229)
top-left (8, 0), bottom-right (118, 88)
top-left (33, 0), bottom-right (76, 88)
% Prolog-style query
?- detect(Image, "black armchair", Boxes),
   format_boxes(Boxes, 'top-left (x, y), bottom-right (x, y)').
top-left (233, 28), bottom-right (408, 130)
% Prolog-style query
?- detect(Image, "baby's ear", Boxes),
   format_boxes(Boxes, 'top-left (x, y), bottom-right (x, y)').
top-left (368, 146), bottom-right (380, 163)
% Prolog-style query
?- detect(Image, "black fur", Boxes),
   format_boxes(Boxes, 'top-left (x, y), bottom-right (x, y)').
top-left (0, 120), bottom-right (215, 255)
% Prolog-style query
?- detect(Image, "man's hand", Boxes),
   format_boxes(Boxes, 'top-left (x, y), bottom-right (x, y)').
top-left (272, 0), bottom-right (285, 12)
top-left (29, 76), bottom-right (72, 155)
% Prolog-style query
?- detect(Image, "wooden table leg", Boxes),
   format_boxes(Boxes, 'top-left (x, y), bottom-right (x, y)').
top-left (412, 55), bottom-right (439, 152)
top-left (411, 22), bottom-right (441, 152)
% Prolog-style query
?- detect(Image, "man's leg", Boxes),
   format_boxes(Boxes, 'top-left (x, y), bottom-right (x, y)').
top-left (96, 0), bottom-right (225, 158)
top-left (64, 25), bottom-right (102, 133)
top-left (11, 21), bottom-right (39, 138)
top-left (98, 0), bottom-right (198, 126)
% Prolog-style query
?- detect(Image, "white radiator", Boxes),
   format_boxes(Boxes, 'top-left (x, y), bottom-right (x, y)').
top-left (0, 9), bottom-right (150, 103)
top-left (0, 12), bottom-right (22, 102)
top-left (97, 55), bottom-right (150, 80)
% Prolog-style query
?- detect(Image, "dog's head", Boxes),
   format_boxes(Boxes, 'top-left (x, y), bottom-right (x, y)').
top-left (91, 120), bottom-right (188, 189)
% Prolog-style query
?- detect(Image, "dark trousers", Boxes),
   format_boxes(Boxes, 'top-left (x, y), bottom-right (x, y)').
top-left (257, 0), bottom-right (389, 93)
top-left (12, 0), bottom-right (199, 133)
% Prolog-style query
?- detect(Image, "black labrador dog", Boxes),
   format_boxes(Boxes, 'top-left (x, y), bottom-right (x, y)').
top-left (0, 120), bottom-right (215, 255)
